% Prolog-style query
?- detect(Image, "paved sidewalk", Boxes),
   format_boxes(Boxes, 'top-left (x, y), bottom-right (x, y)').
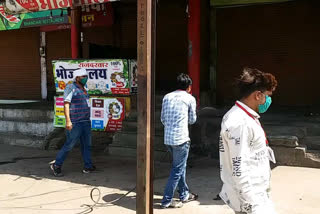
top-left (0, 144), bottom-right (319, 214)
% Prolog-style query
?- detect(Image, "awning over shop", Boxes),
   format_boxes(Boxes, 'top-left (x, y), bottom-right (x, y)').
top-left (211, 0), bottom-right (294, 7)
top-left (1, 0), bottom-right (118, 14)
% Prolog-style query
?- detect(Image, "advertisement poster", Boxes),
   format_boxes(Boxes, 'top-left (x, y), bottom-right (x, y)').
top-left (129, 59), bottom-right (137, 93)
top-left (53, 59), bottom-right (130, 95)
top-left (91, 97), bottom-right (124, 132)
top-left (54, 96), bottom-right (125, 132)
top-left (54, 96), bottom-right (66, 128)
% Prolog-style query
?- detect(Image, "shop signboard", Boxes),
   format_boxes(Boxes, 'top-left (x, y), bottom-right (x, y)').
top-left (0, 7), bottom-right (68, 31)
top-left (1, 0), bottom-right (118, 14)
top-left (53, 59), bottom-right (130, 95)
top-left (0, 3), bottom-right (112, 31)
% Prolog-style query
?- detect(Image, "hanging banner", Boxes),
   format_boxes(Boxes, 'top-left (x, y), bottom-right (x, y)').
top-left (53, 59), bottom-right (130, 95)
top-left (54, 96), bottom-right (125, 132)
top-left (129, 59), bottom-right (137, 94)
top-left (2, 0), bottom-right (118, 14)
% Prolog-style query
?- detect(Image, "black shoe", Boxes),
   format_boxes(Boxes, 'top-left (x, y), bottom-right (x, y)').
top-left (82, 165), bottom-right (96, 174)
top-left (213, 194), bottom-right (221, 201)
top-left (50, 163), bottom-right (63, 177)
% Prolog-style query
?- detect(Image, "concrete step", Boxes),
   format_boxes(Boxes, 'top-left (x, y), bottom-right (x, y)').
top-left (112, 131), bottom-right (166, 151)
top-left (121, 121), bottom-right (164, 134)
top-left (126, 111), bottom-right (162, 122)
top-left (306, 150), bottom-right (320, 160)
top-left (304, 150), bottom-right (320, 168)
top-left (0, 108), bottom-right (53, 122)
top-left (264, 125), bottom-right (307, 139)
top-left (301, 136), bottom-right (320, 150)
top-left (0, 120), bottom-right (54, 136)
top-left (0, 132), bottom-right (46, 149)
top-left (305, 125), bottom-right (320, 136)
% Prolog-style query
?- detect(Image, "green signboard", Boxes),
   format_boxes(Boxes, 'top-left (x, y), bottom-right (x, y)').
top-left (0, 9), bottom-right (68, 31)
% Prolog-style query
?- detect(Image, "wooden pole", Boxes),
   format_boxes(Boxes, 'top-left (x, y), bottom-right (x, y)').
top-left (137, 0), bottom-right (155, 213)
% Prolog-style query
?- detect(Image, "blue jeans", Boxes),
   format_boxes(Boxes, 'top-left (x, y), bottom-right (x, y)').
top-left (161, 142), bottom-right (190, 206)
top-left (55, 121), bottom-right (93, 169)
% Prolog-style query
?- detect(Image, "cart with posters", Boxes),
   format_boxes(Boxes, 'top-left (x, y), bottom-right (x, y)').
top-left (52, 59), bottom-right (132, 132)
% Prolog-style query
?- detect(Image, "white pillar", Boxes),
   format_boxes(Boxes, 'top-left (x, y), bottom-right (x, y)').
top-left (40, 31), bottom-right (47, 100)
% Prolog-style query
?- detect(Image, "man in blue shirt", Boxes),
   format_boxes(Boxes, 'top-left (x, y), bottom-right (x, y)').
top-left (50, 68), bottom-right (95, 177)
top-left (160, 73), bottom-right (198, 208)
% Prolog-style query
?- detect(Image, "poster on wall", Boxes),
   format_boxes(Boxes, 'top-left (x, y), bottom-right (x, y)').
top-left (91, 97), bottom-right (124, 132)
top-left (129, 59), bottom-right (137, 93)
top-left (53, 96), bottom-right (125, 132)
top-left (54, 96), bottom-right (66, 128)
top-left (53, 59), bottom-right (130, 95)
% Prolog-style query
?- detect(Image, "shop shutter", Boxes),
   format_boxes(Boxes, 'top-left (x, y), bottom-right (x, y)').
top-left (216, 0), bottom-right (320, 106)
top-left (46, 29), bottom-right (71, 100)
top-left (0, 28), bottom-right (41, 100)
top-left (117, 3), bottom-right (137, 58)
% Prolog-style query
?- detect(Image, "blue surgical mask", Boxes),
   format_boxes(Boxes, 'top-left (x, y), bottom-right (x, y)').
top-left (258, 95), bottom-right (272, 113)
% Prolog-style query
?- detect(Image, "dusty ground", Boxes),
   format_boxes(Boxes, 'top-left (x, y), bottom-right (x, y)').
top-left (0, 144), bottom-right (319, 214)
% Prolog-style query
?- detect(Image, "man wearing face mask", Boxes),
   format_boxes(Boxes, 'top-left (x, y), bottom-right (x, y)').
top-left (50, 68), bottom-right (95, 177)
top-left (219, 67), bottom-right (278, 214)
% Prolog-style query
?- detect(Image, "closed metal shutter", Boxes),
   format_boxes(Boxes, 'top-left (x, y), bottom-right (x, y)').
top-left (46, 29), bottom-right (71, 100)
top-left (0, 28), bottom-right (41, 100)
top-left (216, 0), bottom-right (320, 106)
top-left (117, 3), bottom-right (137, 58)
top-left (156, 1), bottom-right (188, 91)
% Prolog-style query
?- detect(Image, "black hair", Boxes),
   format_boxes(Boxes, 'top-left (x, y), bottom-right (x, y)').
top-left (236, 67), bottom-right (278, 99)
top-left (177, 73), bottom-right (192, 90)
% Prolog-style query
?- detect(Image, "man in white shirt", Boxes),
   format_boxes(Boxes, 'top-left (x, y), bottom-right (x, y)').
top-left (219, 68), bottom-right (278, 214)
top-left (160, 73), bottom-right (198, 208)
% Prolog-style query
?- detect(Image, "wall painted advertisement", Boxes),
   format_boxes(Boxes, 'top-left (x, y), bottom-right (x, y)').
top-left (53, 59), bottom-right (130, 95)
top-left (54, 96), bottom-right (125, 132)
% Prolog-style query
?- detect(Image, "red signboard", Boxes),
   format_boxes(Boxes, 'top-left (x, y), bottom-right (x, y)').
top-left (2, 0), bottom-right (118, 14)
top-left (40, 3), bottom-right (113, 32)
